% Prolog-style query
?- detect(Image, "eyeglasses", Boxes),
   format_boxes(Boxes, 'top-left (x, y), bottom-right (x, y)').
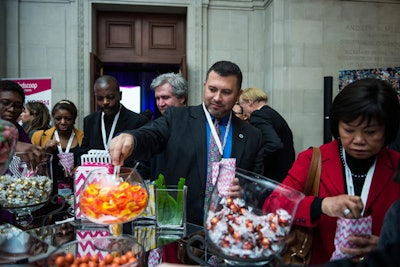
top-left (0, 99), bottom-right (25, 111)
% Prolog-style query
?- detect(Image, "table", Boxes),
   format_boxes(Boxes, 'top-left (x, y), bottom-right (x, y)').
top-left (0, 210), bottom-right (204, 266)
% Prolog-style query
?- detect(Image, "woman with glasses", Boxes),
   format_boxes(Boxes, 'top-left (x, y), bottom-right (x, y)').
top-left (0, 80), bottom-right (45, 160)
top-left (0, 80), bottom-right (45, 224)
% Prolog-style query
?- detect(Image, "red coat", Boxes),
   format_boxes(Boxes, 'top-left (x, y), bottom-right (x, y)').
top-left (282, 140), bottom-right (400, 264)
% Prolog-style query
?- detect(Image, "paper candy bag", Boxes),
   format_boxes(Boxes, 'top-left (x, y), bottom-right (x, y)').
top-left (58, 152), bottom-right (74, 177)
top-left (211, 158), bottom-right (236, 197)
top-left (330, 216), bottom-right (372, 260)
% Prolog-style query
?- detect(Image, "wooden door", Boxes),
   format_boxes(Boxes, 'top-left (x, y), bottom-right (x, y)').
top-left (90, 53), bottom-right (103, 113)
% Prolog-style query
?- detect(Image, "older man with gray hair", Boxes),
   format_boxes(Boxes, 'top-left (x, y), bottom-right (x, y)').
top-left (150, 72), bottom-right (188, 114)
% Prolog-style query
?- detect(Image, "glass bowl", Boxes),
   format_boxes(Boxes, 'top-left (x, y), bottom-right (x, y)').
top-left (0, 223), bottom-right (51, 264)
top-left (79, 167), bottom-right (149, 225)
top-left (204, 167), bottom-right (305, 265)
top-left (46, 235), bottom-right (144, 267)
top-left (0, 152), bottom-right (53, 226)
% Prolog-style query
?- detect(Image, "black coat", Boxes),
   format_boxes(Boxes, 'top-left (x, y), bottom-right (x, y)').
top-left (249, 105), bottom-right (295, 182)
top-left (126, 105), bottom-right (265, 225)
top-left (78, 105), bottom-right (148, 167)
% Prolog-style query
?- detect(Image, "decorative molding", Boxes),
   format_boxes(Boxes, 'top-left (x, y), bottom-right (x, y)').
top-left (149, 23), bottom-right (177, 49)
top-left (77, 0), bottom-right (85, 123)
top-left (340, 0), bottom-right (400, 3)
top-left (204, 0), bottom-right (272, 10)
top-left (20, 0), bottom-right (75, 3)
top-left (106, 22), bottom-right (135, 48)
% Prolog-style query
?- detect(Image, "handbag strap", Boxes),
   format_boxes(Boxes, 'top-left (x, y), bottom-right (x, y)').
top-left (304, 147), bottom-right (322, 196)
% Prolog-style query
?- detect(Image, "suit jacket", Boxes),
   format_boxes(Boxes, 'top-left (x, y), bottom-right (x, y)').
top-left (31, 127), bottom-right (84, 147)
top-left (78, 105), bottom-right (148, 167)
top-left (378, 200), bottom-right (400, 250)
top-left (309, 242), bottom-right (400, 267)
top-left (282, 140), bottom-right (400, 264)
top-left (249, 105), bottom-right (295, 182)
top-left (126, 105), bottom-right (265, 225)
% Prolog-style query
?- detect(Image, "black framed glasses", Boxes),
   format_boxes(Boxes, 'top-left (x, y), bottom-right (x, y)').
top-left (0, 99), bottom-right (25, 111)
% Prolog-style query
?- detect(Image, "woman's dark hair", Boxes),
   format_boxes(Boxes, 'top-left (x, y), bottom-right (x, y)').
top-left (0, 80), bottom-right (26, 102)
top-left (330, 78), bottom-right (399, 145)
top-left (51, 100), bottom-right (78, 119)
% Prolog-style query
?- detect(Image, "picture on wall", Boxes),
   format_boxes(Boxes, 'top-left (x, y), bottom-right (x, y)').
top-left (339, 67), bottom-right (400, 92)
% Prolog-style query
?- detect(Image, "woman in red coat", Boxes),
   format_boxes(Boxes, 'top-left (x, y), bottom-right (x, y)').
top-left (278, 78), bottom-right (400, 265)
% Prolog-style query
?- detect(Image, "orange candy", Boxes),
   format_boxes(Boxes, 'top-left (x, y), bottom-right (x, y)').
top-left (80, 181), bottom-right (148, 224)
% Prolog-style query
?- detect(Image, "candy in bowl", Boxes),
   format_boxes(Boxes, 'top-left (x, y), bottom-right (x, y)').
top-left (204, 167), bottom-right (304, 265)
top-left (47, 235), bottom-right (144, 267)
top-left (0, 152), bottom-right (53, 226)
top-left (79, 167), bottom-right (149, 225)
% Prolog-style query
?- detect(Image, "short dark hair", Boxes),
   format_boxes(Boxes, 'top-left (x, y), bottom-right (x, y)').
top-left (330, 78), bottom-right (399, 145)
top-left (0, 80), bottom-right (26, 102)
top-left (94, 75), bottom-right (120, 92)
top-left (206, 61), bottom-right (243, 89)
top-left (52, 99), bottom-right (78, 119)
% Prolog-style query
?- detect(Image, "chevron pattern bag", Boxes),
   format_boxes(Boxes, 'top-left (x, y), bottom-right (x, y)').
top-left (331, 216), bottom-right (372, 260)
top-left (282, 147), bottom-right (321, 266)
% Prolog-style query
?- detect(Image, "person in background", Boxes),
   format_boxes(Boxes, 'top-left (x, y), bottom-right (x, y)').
top-left (239, 87), bottom-right (295, 182)
top-left (19, 101), bottom-right (51, 139)
top-left (0, 80), bottom-right (44, 160)
top-left (0, 80), bottom-right (45, 224)
top-left (232, 101), bottom-right (248, 121)
top-left (151, 72), bottom-right (188, 115)
top-left (78, 75), bottom-right (149, 167)
top-left (297, 163), bottom-right (400, 267)
top-left (109, 60), bottom-right (264, 226)
top-left (136, 72), bottom-right (189, 180)
top-left (272, 78), bottom-right (400, 265)
top-left (32, 100), bottom-right (84, 208)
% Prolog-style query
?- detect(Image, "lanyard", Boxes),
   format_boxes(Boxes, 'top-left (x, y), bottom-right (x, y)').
top-left (54, 130), bottom-right (75, 154)
top-left (101, 108), bottom-right (121, 150)
top-left (341, 147), bottom-right (376, 216)
top-left (202, 102), bottom-right (232, 156)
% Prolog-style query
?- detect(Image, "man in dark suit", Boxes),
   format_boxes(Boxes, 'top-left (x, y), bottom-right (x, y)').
top-left (110, 61), bottom-right (264, 225)
top-left (135, 72), bottom-right (189, 181)
top-left (79, 75), bottom-right (148, 167)
top-left (239, 87), bottom-right (295, 182)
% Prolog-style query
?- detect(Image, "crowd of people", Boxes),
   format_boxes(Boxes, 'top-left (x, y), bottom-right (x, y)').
top-left (1, 59), bottom-right (400, 266)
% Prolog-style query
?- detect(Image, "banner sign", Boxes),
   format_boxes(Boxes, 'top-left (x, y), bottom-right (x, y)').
top-left (3, 77), bottom-right (52, 110)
